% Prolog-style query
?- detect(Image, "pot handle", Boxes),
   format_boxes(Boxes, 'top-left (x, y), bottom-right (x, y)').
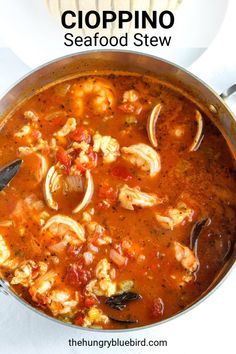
top-left (220, 84), bottom-right (236, 100)
top-left (220, 84), bottom-right (236, 115)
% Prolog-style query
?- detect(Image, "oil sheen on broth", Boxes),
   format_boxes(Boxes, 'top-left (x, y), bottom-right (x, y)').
top-left (0, 74), bottom-right (235, 329)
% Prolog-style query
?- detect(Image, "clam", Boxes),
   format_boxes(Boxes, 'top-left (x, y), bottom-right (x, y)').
top-left (146, 103), bottom-right (162, 147)
top-left (43, 165), bottom-right (61, 211)
top-left (73, 170), bottom-right (94, 214)
top-left (63, 175), bottom-right (83, 193)
top-left (44, 165), bottom-right (91, 213)
top-left (189, 110), bottom-right (204, 152)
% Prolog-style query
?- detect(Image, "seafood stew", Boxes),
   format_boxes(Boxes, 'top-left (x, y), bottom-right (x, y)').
top-left (0, 74), bottom-right (235, 329)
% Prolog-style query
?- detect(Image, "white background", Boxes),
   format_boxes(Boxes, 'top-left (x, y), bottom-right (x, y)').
top-left (0, 1), bottom-right (235, 353)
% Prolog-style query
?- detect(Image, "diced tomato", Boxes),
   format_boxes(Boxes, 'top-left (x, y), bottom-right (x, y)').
top-left (78, 268), bottom-right (91, 286)
top-left (84, 297), bottom-right (97, 308)
top-left (151, 298), bottom-right (164, 318)
top-left (150, 263), bottom-right (157, 272)
top-left (74, 315), bottom-right (84, 326)
top-left (110, 165), bottom-right (132, 181)
top-left (56, 147), bottom-right (71, 174)
top-left (64, 264), bottom-right (81, 288)
top-left (98, 184), bottom-right (118, 204)
top-left (65, 263), bottom-right (91, 289)
top-left (52, 117), bottom-right (65, 127)
top-left (86, 147), bottom-right (97, 169)
top-left (74, 159), bottom-right (87, 173)
top-left (69, 127), bottom-right (92, 143)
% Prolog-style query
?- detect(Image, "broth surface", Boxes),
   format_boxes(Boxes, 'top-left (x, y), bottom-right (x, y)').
top-left (0, 74), bottom-right (235, 329)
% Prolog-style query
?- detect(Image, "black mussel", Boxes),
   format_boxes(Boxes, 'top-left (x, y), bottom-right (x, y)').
top-left (109, 316), bottom-right (138, 324)
top-left (0, 159), bottom-right (22, 191)
top-left (105, 292), bottom-right (142, 311)
top-left (190, 218), bottom-right (210, 251)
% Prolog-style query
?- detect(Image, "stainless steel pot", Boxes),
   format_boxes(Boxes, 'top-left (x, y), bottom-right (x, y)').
top-left (0, 50), bottom-right (235, 331)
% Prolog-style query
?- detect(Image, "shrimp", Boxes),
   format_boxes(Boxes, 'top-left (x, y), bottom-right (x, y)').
top-left (0, 234), bottom-right (10, 265)
top-left (41, 215), bottom-right (85, 252)
top-left (82, 306), bottom-right (109, 327)
top-left (24, 110), bottom-right (39, 121)
top-left (168, 242), bottom-right (199, 287)
top-left (95, 258), bottom-right (111, 279)
top-left (29, 270), bottom-right (57, 302)
top-left (123, 89), bottom-right (139, 103)
top-left (14, 125), bottom-right (31, 138)
top-left (47, 289), bottom-right (78, 317)
top-left (121, 143), bottom-right (161, 177)
top-left (119, 89), bottom-right (143, 115)
top-left (71, 78), bottom-right (116, 116)
top-left (155, 202), bottom-right (193, 230)
top-left (173, 241), bottom-right (199, 273)
top-left (93, 132), bottom-right (120, 163)
top-left (86, 221), bottom-right (112, 246)
top-left (53, 118), bottom-right (77, 138)
top-left (29, 269), bottom-right (78, 316)
top-left (86, 258), bottom-right (116, 297)
top-left (18, 138), bottom-right (49, 157)
top-left (119, 184), bottom-right (161, 210)
top-left (11, 260), bottom-right (48, 287)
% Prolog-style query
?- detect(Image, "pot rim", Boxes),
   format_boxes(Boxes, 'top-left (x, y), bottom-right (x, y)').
top-left (0, 48), bottom-right (235, 332)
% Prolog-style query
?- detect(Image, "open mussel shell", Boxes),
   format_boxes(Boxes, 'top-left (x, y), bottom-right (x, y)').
top-left (147, 103), bottom-right (162, 148)
top-left (0, 159), bottom-right (22, 191)
top-left (190, 218), bottom-right (210, 252)
top-left (189, 110), bottom-right (204, 152)
top-left (108, 316), bottom-right (138, 324)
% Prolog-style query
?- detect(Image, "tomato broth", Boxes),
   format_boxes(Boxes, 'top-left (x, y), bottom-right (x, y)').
top-left (0, 74), bottom-right (235, 329)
